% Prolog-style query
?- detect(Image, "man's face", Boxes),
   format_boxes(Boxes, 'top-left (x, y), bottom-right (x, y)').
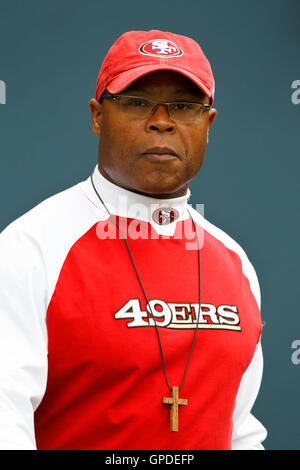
top-left (89, 70), bottom-right (217, 198)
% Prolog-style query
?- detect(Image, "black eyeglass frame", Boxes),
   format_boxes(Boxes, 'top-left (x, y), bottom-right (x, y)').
top-left (100, 93), bottom-right (211, 121)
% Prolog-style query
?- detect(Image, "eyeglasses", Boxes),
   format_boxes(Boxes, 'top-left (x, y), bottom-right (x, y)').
top-left (100, 93), bottom-right (211, 123)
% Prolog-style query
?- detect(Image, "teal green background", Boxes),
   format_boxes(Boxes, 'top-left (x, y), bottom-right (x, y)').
top-left (0, 0), bottom-right (299, 450)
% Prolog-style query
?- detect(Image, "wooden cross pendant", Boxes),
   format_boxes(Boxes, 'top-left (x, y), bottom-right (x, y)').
top-left (162, 386), bottom-right (188, 432)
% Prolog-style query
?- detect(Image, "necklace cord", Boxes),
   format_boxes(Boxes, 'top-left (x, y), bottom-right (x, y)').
top-left (90, 175), bottom-right (201, 392)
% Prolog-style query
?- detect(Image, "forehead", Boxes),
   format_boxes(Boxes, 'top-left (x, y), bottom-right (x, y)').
top-left (124, 70), bottom-right (206, 98)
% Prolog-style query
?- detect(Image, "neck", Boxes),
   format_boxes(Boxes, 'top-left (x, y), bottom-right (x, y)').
top-left (87, 164), bottom-right (192, 236)
top-left (97, 166), bottom-right (189, 200)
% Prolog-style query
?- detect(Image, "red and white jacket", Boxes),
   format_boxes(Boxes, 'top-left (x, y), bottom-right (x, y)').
top-left (0, 164), bottom-right (267, 450)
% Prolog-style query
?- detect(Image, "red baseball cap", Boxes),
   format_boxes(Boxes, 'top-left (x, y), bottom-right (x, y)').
top-left (95, 29), bottom-right (215, 104)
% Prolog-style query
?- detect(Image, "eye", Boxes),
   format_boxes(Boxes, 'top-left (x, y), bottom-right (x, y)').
top-left (124, 98), bottom-right (150, 107)
top-left (171, 102), bottom-right (192, 111)
top-left (131, 100), bottom-right (145, 107)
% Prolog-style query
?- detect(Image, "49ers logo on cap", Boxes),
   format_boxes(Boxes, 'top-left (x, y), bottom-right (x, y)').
top-left (139, 39), bottom-right (183, 58)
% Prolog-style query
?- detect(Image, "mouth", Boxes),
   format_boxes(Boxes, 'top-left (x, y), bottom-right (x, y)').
top-left (141, 146), bottom-right (179, 162)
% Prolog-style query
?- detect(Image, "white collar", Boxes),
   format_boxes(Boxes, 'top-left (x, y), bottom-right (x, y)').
top-left (87, 164), bottom-right (192, 236)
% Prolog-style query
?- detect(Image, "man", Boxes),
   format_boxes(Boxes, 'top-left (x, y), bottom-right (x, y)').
top-left (0, 29), bottom-right (267, 450)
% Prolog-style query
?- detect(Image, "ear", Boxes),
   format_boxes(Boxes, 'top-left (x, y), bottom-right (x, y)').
top-left (89, 98), bottom-right (103, 136)
top-left (206, 108), bottom-right (217, 144)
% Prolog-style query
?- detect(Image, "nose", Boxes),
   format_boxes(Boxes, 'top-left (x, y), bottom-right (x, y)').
top-left (145, 104), bottom-right (175, 133)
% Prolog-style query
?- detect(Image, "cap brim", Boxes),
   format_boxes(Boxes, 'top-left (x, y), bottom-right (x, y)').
top-left (105, 64), bottom-right (213, 102)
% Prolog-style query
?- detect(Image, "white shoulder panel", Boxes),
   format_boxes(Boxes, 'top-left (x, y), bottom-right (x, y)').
top-left (3, 177), bottom-right (108, 314)
top-left (188, 206), bottom-right (261, 312)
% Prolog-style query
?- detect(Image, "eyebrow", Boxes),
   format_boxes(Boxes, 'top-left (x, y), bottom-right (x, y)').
top-left (174, 89), bottom-right (203, 95)
top-left (125, 88), bottom-right (205, 99)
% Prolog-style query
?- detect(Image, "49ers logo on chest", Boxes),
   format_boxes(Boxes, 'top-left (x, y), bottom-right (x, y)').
top-left (139, 39), bottom-right (183, 58)
top-left (114, 299), bottom-right (242, 331)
